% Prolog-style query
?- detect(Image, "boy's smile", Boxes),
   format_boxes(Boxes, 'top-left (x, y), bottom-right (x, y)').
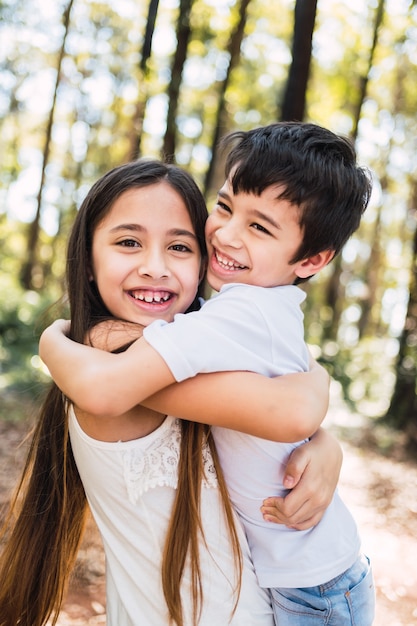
top-left (205, 180), bottom-right (306, 292)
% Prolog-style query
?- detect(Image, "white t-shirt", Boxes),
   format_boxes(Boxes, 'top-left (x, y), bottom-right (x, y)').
top-left (143, 283), bottom-right (361, 588)
top-left (69, 408), bottom-right (274, 625)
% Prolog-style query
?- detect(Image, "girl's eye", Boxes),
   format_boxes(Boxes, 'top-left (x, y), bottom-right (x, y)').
top-left (117, 239), bottom-right (140, 248)
top-left (169, 243), bottom-right (192, 253)
top-left (251, 223), bottom-right (271, 235)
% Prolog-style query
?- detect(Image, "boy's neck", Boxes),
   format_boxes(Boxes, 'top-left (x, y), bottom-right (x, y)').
top-left (209, 279), bottom-right (297, 293)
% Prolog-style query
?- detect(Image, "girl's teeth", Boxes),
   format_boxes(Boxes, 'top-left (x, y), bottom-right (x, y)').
top-left (133, 292), bottom-right (170, 303)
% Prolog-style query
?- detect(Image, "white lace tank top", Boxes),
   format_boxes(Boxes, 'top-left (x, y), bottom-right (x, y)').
top-left (69, 409), bottom-right (274, 626)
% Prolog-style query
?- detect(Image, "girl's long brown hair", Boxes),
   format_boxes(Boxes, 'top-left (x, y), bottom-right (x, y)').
top-left (0, 160), bottom-right (241, 626)
top-left (163, 420), bottom-right (243, 626)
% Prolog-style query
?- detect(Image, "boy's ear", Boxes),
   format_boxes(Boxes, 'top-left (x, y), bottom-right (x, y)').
top-left (295, 249), bottom-right (335, 279)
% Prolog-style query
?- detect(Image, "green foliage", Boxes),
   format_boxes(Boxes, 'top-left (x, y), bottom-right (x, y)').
top-left (0, 268), bottom-right (62, 399)
top-left (1, 0), bottom-right (417, 434)
top-left (315, 337), bottom-right (398, 419)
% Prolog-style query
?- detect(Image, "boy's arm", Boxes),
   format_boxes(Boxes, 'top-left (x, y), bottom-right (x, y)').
top-left (88, 319), bottom-right (329, 442)
top-left (40, 320), bottom-right (328, 442)
top-left (143, 362), bottom-right (328, 442)
top-left (87, 320), bottom-right (335, 528)
top-left (87, 319), bottom-right (336, 530)
top-left (39, 319), bottom-right (176, 413)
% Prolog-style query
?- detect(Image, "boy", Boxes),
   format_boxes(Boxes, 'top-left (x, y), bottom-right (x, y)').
top-left (40, 122), bottom-right (375, 625)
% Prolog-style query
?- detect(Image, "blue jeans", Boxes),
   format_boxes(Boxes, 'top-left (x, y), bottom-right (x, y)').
top-left (269, 554), bottom-right (375, 625)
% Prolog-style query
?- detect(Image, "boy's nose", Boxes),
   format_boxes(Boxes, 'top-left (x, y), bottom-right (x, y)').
top-left (215, 221), bottom-right (242, 249)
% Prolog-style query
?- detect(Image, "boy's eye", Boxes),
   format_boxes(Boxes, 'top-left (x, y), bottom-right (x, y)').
top-left (251, 223), bottom-right (271, 235)
top-left (216, 201), bottom-right (231, 213)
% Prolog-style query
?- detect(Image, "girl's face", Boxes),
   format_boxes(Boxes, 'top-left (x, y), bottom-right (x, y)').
top-left (91, 182), bottom-right (203, 327)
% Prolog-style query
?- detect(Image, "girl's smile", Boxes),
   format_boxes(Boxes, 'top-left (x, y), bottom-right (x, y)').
top-left (129, 288), bottom-right (173, 304)
top-left (91, 182), bottom-right (202, 327)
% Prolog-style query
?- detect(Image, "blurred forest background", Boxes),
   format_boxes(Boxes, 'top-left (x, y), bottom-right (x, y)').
top-left (1, 1), bottom-right (417, 624)
top-left (1, 0), bottom-right (416, 448)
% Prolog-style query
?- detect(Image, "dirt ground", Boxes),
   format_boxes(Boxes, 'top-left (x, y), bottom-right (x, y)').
top-left (1, 394), bottom-right (416, 626)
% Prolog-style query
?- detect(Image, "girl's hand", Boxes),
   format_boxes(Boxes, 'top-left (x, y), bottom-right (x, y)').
top-left (260, 428), bottom-right (342, 530)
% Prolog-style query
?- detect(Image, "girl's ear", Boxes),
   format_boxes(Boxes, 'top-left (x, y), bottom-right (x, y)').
top-left (295, 249), bottom-right (335, 280)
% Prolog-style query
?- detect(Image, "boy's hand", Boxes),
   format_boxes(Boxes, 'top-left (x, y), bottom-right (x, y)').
top-left (87, 319), bottom-right (144, 353)
top-left (260, 428), bottom-right (342, 530)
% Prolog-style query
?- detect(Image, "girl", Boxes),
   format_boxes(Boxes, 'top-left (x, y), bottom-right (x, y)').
top-left (0, 161), bottom-right (339, 626)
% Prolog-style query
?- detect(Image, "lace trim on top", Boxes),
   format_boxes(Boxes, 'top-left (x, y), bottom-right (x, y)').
top-left (123, 418), bottom-right (218, 505)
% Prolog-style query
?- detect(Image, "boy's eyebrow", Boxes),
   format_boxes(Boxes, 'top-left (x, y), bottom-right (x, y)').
top-left (109, 223), bottom-right (197, 239)
top-left (252, 209), bottom-right (281, 231)
top-left (217, 190), bottom-right (282, 231)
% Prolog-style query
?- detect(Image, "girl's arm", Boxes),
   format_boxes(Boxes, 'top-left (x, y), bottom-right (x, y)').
top-left (40, 320), bottom-right (329, 442)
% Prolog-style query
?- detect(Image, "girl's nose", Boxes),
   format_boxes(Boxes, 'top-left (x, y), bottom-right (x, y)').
top-left (137, 249), bottom-right (170, 279)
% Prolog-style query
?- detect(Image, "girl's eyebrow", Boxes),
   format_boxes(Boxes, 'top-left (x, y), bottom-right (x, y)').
top-left (109, 223), bottom-right (197, 240)
top-left (167, 228), bottom-right (198, 240)
top-left (109, 223), bottom-right (144, 233)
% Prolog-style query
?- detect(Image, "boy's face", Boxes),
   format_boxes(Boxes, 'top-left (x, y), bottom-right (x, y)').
top-left (91, 183), bottom-right (202, 327)
top-left (205, 179), bottom-right (305, 291)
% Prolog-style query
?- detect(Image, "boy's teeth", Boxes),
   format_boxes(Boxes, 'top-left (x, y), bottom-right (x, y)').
top-left (216, 252), bottom-right (245, 270)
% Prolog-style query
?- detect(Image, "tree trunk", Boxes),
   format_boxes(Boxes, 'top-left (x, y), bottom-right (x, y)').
top-left (20, 0), bottom-right (74, 290)
top-left (351, 0), bottom-right (385, 140)
top-left (321, 254), bottom-right (343, 342)
top-left (384, 181), bottom-right (417, 444)
top-left (280, 0), bottom-right (317, 122)
top-left (322, 0), bottom-right (385, 338)
top-left (203, 0), bottom-right (251, 197)
top-left (127, 0), bottom-right (160, 161)
top-left (161, 0), bottom-right (194, 161)
top-left (357, 195), bottom-right (382, 340)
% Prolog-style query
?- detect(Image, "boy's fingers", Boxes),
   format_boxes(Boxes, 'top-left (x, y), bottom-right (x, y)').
top-left (261, 503), bottom-right (321, 529)
top-left (282, 445), bottom-right (312, 489)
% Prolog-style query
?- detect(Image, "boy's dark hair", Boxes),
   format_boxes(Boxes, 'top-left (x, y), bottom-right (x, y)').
top-left (221, 122), bottom-right (372, 264)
